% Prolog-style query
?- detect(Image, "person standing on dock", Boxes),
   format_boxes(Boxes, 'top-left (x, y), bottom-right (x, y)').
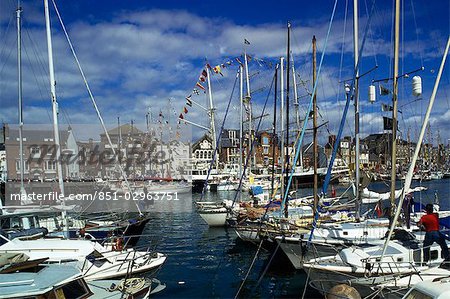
top-left (418, 203), bottom-right (450, 263)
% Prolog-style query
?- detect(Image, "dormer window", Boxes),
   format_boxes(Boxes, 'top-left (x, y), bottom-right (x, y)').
top-left (31, 146), bottom-right (40, 155)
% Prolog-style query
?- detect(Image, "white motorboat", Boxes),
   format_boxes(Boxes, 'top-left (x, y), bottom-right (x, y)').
top-left (216, 180), bottom-right (238, 191)
top-left (0, 263), bottom-right (165, 299)
top-left (0, 238), bottom-right (166, 281)
top-left (430, 171), bottom-right (444, 180)
top-left (302, 239), bottom-right (448, 297)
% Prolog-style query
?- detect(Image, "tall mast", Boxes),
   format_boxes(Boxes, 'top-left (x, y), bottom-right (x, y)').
top-left (312, 36), bottom-right (319, 216)
top-left (285, 22), bottom-right (291, 219)
top-left (280, 57), bottom-right (285, 211)
top-left (16, 2), bottom-right (26, 197)
top-left (205, 66), bottom-right (218, 170)
top-left (353, 0), bottom-right (361, 220)
top-left (239, 65), bottom-right (244, 201)
top-left (44, 0), bottom-right (68, 235)
top-left (118, 116), bottom-right (122, 178)
top-left (271, 65), bottom-right (279, 197)
top-left (389, 0), bottom-right (400, 212)
top-left (381, 36), bottom-right (450, 258)
top-left (117, 116), bottom-right (121, 154)
top-left (146, 111), bottom-right (149, 133)
top-left (243, 52), bottom-right (252, 171)
top-left (291, 52), bottom-right (303, 169)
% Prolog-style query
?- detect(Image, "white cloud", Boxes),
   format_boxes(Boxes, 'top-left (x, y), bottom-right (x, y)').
top-left (0, 3), bottom-right (449, 146)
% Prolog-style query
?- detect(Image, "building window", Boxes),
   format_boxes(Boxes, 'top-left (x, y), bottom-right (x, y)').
top-left (228, 130), bottom-right (235, 139)
top-left (45, 160), bottom-right (56, 171)
top-left (16, 160), bottom-right (29, 172)
top-left (262, 137), bottom-right (269, 145)
top-left (263, 147), bottom-right (269, 155)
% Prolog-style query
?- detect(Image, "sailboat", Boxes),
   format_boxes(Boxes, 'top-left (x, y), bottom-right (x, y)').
top-left (302, 0), bottom-right (450, 295)
top-left (275, 0), bottom-right (423, 269)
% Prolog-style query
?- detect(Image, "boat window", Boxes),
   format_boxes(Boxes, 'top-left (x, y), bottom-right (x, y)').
top-left (343, 231), bottom-right (348, 235)
top-left (430, 250), bottom-right (438, 260)
top-left (363, 231), bottom-right (368, 235)
top-left (27, 217), bottom-right (36, 228)
top-left (10, 217), bottom-right (20, 229)
top-left (1, 219), bottom-right (10, 229)
top-left (54, 278), bottom-right (91, 299)
top-left (397, 257), bottom-right (403, 262)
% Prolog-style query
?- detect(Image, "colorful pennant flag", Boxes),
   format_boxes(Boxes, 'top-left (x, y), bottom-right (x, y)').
top-left (196, 82), bottom-right (206, 91)
top-left (183, 107), bottom-right (188, 114)
top-left (179, 113), bottom-right (184, 120)
top-left (186, 96), bottom-right (192, 107)
top-left (213, 65), bottom-right (223, 76)
top-left (381, 103), bottom-right (394, 112)
top-left (379, 83), bottom-right (391, 95)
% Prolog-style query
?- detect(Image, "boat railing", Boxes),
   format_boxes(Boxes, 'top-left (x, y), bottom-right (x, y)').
top-left (360, 244), bottom-right (439, 277)
top-left (117, 250), bottom-right (133, 272)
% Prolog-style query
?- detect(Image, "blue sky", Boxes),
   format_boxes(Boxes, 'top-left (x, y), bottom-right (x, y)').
top-left (0, 0), bottom-right (449, 146)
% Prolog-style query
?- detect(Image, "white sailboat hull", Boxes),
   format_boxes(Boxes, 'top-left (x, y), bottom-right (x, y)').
top-left (198, 209), bottom-right (228, 226)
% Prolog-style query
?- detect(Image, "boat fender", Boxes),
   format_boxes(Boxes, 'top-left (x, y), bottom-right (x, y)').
top-left (326, 284), bottom-right (361, 299)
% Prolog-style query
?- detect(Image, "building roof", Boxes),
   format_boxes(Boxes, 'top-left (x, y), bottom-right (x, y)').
top-left (101, 124), bottom-right (144, 136)
top-left (6, 129), bottom-right (70, 145)
top-left (193, 134), bottom-right (212, 150)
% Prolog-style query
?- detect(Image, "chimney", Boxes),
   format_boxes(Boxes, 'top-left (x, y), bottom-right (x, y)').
top-left (3, 123), bottom-right (9, 142)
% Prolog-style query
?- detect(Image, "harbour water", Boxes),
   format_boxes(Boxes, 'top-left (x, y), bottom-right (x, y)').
top-left (139, 178), bottom-right (449, 298)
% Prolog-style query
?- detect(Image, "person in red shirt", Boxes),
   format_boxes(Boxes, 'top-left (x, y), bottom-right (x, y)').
top-left (418, 204), bottom-right (449, 262)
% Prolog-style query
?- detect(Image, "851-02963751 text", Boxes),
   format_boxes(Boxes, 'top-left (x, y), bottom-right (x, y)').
top-left (93, 191), bottom-right (179, 201)
top-left (9, 191), bottom-right (179, 202)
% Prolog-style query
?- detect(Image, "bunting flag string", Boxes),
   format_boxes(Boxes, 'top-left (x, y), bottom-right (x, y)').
top-left (177, 54), bottom-right (277, 122)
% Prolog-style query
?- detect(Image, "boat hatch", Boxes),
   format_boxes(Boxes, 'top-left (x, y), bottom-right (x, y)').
top-left (54, 278), bottom-right (92, 299)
